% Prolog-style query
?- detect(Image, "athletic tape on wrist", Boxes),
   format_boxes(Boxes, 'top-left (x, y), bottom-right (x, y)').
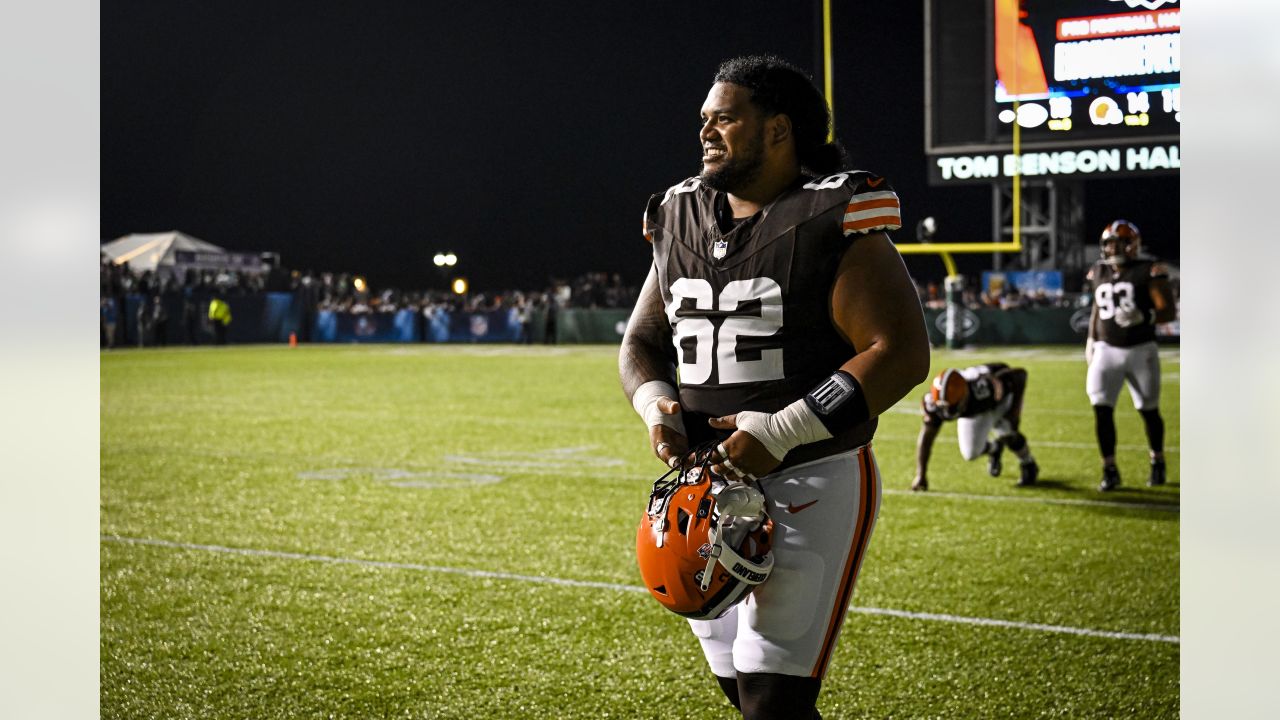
top-left (736, 401), bottom-right (833, 462)
top-left (631, 380), bottom-right (685, 434)
top-left (802, 370), bottom-right (871, 435)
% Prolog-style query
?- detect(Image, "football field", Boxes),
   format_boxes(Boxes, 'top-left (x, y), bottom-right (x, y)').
top-left (101, 344), bottom-right (1179, 719)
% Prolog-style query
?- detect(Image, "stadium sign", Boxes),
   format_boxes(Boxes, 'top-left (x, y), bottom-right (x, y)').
top-left (929, 143), bottom-right (1178, 184)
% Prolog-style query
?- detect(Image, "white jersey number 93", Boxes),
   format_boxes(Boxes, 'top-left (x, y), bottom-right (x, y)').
top-left (1095, 281), bottom-right (1135, 320)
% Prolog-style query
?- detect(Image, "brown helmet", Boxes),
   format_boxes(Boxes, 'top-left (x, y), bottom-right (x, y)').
top-left (1100, 219), bottom-right (1142, 265)
top-left (930, 368), bottom-right (969, 420)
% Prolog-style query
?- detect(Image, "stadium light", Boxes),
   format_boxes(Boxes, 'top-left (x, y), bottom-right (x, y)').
top-left (916, 217), bottom-right (938, 243)
top-left (444, 253), bottom-right (457, 266)
top-left (433, 253), bottom-right (446, 267)
top-left (451, 277), bottom-right (468, 295)
top-left (353, 276), bottom-right (367, 292)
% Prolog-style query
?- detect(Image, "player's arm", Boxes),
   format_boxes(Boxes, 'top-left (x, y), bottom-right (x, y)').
top-left (619, 264), bottom-right (686, 468)
top-left (1084, 268), bottom-right (1099, 361)
top-left (915, 398), bottom-right (943, 488)
top-left (828, 232), bottom-right (932, 411)
top-left (990, 366), bottom-right (1027, 403)
top-left (1149, 270), bottom-right (1177, 324)
top-left (709, 232), bottom-right (931, 478)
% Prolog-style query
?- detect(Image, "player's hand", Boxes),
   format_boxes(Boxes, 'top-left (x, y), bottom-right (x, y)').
top-left (648, 397), bottom-right (688, 468)
top-left (706, 415), bottom-right (784, 480)
top-left (1085, 337), bottom-right (1095, 364)
top-left (1114, 305), bottom-right (1144, 328)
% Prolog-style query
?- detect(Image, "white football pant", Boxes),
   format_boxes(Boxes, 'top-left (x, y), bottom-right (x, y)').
top-left (956, 394), bottom-right (1016, 461)
top-left (1086, 340), bottom-right (1161, 409)
top-left (688, 445), bottom-right (881, 679)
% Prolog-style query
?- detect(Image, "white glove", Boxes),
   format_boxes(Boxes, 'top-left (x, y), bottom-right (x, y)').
top-left (1113, 305), bottom-right (1145, 328)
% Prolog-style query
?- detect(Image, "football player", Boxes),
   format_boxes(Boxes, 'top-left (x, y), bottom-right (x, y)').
top-left (619, 55), bottom-right (929, 719)
top-left (911, 364), bottom-right (1039, 491)
top-left (1085, 220), bottom-right (1177, 491)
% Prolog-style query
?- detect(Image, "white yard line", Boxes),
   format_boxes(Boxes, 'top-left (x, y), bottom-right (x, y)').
top-left (881, 488), bottom-right (1180, 512)
top-left (873, 430), bottom-right (1180, 454)
top-left (102, 535), bottom-right (1179, 645)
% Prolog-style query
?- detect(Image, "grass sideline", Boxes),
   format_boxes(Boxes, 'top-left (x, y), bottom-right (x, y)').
top-left (101, 344), bottom-right (1179, 718)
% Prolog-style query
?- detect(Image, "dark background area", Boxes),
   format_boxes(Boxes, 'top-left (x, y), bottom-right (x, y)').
top-left (102, 0), bottom-right (1178, 292)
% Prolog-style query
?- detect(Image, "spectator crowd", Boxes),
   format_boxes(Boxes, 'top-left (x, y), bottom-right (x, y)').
top-left (100, 256), bottom-right (638, 348)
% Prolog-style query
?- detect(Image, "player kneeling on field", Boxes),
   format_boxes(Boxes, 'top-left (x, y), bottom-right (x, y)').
top-left (912, 364), bottom-right (1038, 491)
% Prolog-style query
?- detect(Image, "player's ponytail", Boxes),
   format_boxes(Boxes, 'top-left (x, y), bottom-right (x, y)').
top-left (800, 141), bottom-right (846, 176)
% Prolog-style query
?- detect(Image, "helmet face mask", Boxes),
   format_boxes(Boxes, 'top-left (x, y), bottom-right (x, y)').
top-left (1100, 219), bottom-right (1141, 265)
top-left (635, 444), bottom-right (774, 620)
top-left (931, 368), bottom-right (968, 420)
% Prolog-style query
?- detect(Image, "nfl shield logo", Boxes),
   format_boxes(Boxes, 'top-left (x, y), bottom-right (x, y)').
top-left (712, 240), bottom-right (728, 259)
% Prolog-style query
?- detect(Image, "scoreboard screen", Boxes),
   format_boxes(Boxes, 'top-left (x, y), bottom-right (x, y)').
top-left (926, 0), bottom-right (1180, 184)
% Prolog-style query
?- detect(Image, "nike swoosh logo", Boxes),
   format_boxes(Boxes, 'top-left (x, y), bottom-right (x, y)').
top-left (786, 499), bottom-right (819, 513)
top-left (865, 177), bottom-right (885, 188)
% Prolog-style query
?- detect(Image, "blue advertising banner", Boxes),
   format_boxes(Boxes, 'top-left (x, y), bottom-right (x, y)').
top-left (313, 310), bottom-right (419, 343)
top-left (445, 308), bottom-right (522, 343)
top-left (981, 271), bottom-right (1064, 300)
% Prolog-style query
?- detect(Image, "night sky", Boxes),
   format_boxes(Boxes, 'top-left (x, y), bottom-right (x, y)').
top-left (102, 1), bottom-right (1178, 293)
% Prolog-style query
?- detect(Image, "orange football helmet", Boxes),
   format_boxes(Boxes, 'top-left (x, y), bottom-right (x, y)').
top-left (636, 445), bottom-right (774, 620)
top-left (931, 368), bottom-right (969, 420)
top-left (1100, 219), bottom-right (1141, 265)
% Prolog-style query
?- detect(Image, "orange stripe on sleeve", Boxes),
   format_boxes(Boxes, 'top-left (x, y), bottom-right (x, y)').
top-left (843, 215), bottom-right (902, 232)
top-left (844, 197), bottom-right (901, 211)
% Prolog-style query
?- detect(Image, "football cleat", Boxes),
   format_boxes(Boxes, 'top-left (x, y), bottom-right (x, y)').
top-left (1017, 460), bottom-right (1038, 487)
top-left (635, 442), bottom-right (774, 620)
top-left (1148, 459), bottom-right (1167, 487)
top-left (911, 476), bottom-right (928, 492)
top-left (1099, 464), bottom-right (1121, 492)
top-left (987, 440), bottom-right (1004, 477)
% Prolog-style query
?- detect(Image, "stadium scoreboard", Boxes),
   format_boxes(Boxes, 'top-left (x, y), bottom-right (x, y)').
top-left (925, 0), bottom-right (1180, 185)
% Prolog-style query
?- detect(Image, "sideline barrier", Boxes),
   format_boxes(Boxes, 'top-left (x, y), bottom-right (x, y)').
top-left (921, 306), bottom-right (1177, 346)
top-left (113, 295), bottom-right (1175, 347)
top-left (923, 307), bottom-right (1086, 346)
top-left (553, 308), bottom-right (631, 344)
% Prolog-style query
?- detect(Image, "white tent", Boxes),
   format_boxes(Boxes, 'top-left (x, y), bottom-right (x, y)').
top-left (101, 231), bottom-right (228, 274)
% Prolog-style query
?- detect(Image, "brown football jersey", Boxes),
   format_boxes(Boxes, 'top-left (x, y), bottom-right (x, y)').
top-left (1087, 259), bottom-right (1169, 347)
top-left (642, 171), bottom-right (902, 468)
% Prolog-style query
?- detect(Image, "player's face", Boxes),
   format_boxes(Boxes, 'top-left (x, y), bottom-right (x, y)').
top-left (1102, 236), bottom-right (1123, 263)
top-left (698, 82), bottom-right (767, 193)
top-left (1102, 235), bottom-right (1139, 264)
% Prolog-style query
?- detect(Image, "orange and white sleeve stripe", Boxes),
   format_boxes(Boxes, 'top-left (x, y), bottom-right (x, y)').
top-left (842, 191), bottom-right (901, 235)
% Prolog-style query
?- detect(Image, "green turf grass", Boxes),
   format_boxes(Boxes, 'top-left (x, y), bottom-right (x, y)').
top-left (102, 344), bottom-right (1178, 718)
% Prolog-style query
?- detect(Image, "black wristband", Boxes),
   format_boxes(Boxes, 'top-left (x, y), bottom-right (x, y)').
top-left (803, 371), bottom-right (872, 435)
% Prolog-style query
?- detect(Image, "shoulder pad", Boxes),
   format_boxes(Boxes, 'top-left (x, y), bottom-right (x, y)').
top-left (644, 176), bottom-right (708, 244)
top-left (642, 194), bottom-right (660, 244)
top-left (801, 170), bottom-right (901, 236)
top-left (660, 177), bottom-right (702, 207)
